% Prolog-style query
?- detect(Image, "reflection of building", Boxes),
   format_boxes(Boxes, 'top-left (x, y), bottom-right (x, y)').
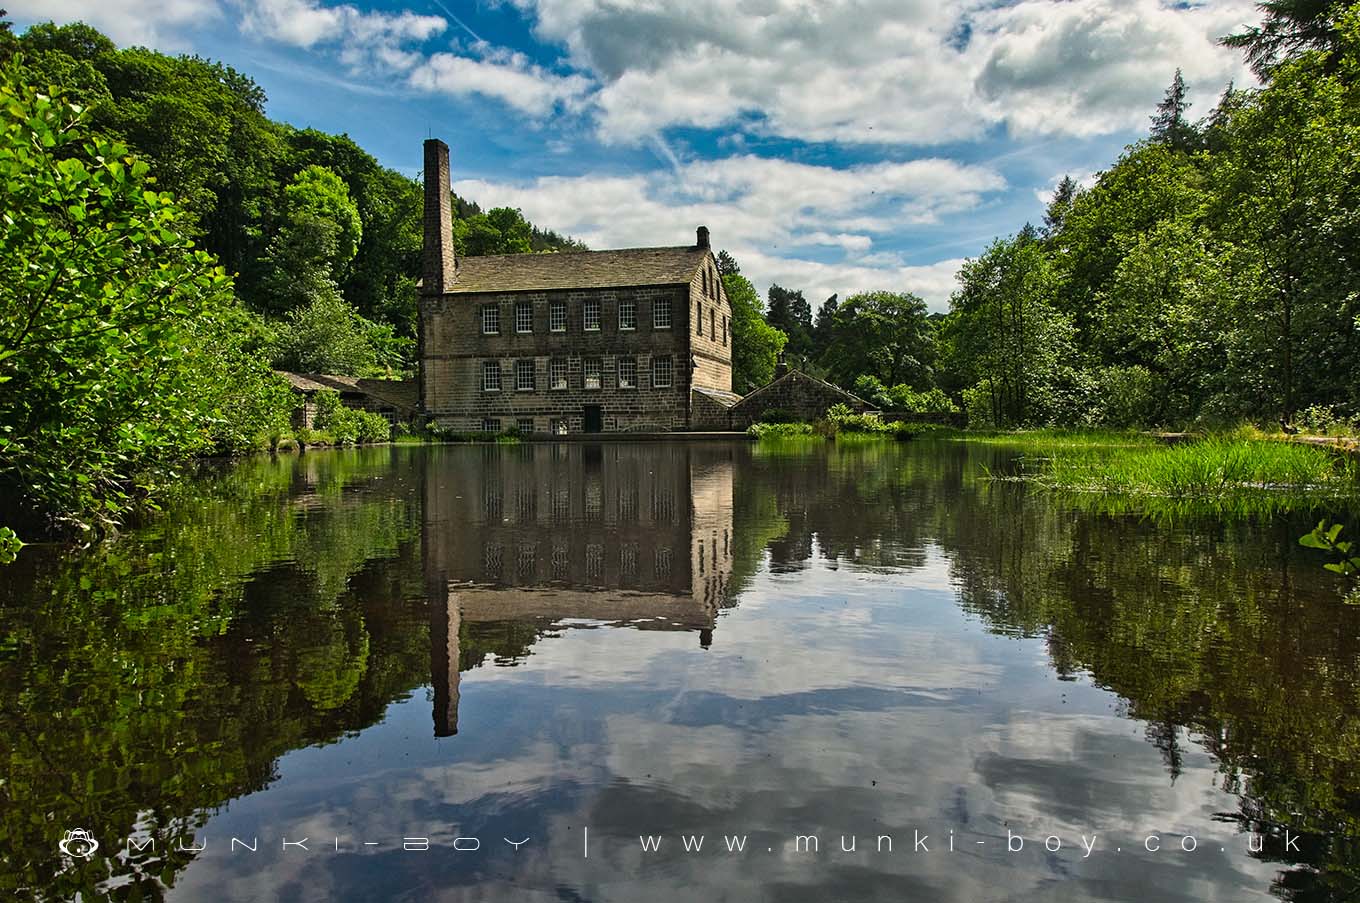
top-left (425, 444), bottom-right (735, 736)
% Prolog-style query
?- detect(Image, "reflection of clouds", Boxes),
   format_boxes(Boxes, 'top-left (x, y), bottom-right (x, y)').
top-left (170, 546), bottom-right (1279, 902)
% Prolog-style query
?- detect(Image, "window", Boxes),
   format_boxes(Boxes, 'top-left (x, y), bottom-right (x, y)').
top-left (550, 418), bottom-right (568, 435)
top-left (481, 418), bottom-right (501, 433)
top-left (618, 357), bottom-right (637, 389)
top-left (584, 298), bottom-right (601, 331)
top-left (651, 355), bottom-right (673, 388)
top-left (653, 298), bottom-right (671, 329)
top-left (618, 300), bottom-right (636, 330)
top-left (516, 301), bottom-right (533, 334)
top-left (550, 358), bottom-right (568, 390)
top-left (710, 310), bottom-right (715, 341)
top-left (584, 357), bottom-right (602, 390)
top-left (482, 360), bottom-right (501, 392)
top-left (481, 304), bottom-right (500, 335)
top-left (515, 359), bottom-right (535, 391)
top-left (696, 303), bottom-right (704, 336)
top-left (550, 300), bottom-right (567, 332)
top-left (517, 417), bottom-right (535, 434)
top-left (722, 316), bottom-right (728, 346)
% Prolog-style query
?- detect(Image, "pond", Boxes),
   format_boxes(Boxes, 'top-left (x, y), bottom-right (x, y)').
top-left (2, 440), bottom-right (1359, 901)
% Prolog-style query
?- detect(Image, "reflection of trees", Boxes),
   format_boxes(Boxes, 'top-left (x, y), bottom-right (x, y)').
top-left (933, 474), bottom-right (1360, 900)
top-left (0, 449), bottom-right (435, 901)
top-left (734, 440), bottom-right (1360, 900)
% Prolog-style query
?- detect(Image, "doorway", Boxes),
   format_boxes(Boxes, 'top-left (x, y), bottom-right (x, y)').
top-left (583, 405), bottom-right (603, 433)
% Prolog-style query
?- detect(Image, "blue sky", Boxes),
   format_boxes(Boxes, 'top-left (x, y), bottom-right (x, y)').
top-left (11, 0), bottom-right (1257, 308)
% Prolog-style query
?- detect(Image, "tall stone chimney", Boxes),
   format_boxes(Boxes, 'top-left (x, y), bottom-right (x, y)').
top-left (696, 225), bottom-right (710, 250)
top-left (422, 138), bottom-right (456, 296)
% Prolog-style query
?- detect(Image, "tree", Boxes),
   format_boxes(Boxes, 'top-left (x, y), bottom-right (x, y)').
top-left (820, 291), bottom-right (937, 391)
top-left (1150, 69), bottom-right (1199, 152)
top-left (811, 294), bottom-right (838, 361)
top-left (453, 206), bottom-right (534, 256)
top-left (1207, 23), bottom-right (1360, 418)
top-left (1043, 175), bottom-right (1080, 236)
top-left (716, 249), bottom-right (741, 278)
top-left (0, 64), bottom-right (287, 533)
top-left (725, 273), bottom-right (787, 392)
top-left (256, 165), bottom-right (362, 314)
top-left (947, 234), bottom-right (1073, 426)
top-left (765, 284), bottom-right (813, 364)
top-left (1222, 0), bottom-right (1349, 76)
top-left (272, 294), bottom-right (400, 377)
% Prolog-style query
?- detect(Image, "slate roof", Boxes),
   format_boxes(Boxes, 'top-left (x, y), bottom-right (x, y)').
top-left (277, 372), bottom-right (419, 413)
top-left (445, 245), bottom-right (709, 294)
top-left (692, 386), bottom-right (744, 408)
top-left (730, 368), bottom-right (875, 413)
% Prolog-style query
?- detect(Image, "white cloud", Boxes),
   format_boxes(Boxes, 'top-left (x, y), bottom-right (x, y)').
top-left (966, 0), bottom-right (1258, 138)
top-left (453, 154), bottom-right (1001, 308)
top-left (408, 44), bottom-right (593, 117)
top-left (238, 0), bottom-right (445, 72)
top-left (6, 0), bottom-right (220, 47)
top-left (511, 0), bottom-right (1256, 145)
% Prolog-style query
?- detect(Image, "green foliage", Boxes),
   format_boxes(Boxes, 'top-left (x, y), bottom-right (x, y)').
top-left (821, 290), bottom-right (936, 390)
top-left (946, 232), bottom-right (1074, 426)
top-left (816, 403), bottom-right (912, 439)
top-left (1297, 404), bottom-right (1360, 436)
top-left (852, 375), bottom-right (957, 414)
top-left (1299, 521), bottom-right (1360, 601)
top-left (453, 205), bottom-right (534, 256)
top-left (0, 63), bottom-right (284, 533)
top-left (747, 421), bottom-right (815, 438)
top-left (0, 526), bottom-right (22, 564)
top-left (271, 293), bottom-right (404, 376)
top-left (765, 284), bottom-right (813, 365)
top-left (1026, 436), bottom-right (1358, 509)
top-left (312, 390), bottom-right (391, 445)
top-left (725, 272), bottom-right (787, 392)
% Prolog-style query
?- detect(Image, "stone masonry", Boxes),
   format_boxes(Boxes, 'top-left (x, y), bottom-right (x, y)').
top-left (418, 138), bottom-right (733, 433)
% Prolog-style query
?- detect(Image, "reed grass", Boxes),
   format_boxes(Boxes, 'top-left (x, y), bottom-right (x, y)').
top-left (1026, 436), bottom-right (1358, 501)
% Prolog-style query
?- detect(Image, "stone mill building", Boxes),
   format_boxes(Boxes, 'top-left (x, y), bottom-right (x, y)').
top-left (418, 138), bottom-right (738, 434)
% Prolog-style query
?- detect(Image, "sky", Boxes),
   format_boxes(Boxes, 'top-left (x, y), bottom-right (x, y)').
top-left (9, 0), bottom-right (1259, 309)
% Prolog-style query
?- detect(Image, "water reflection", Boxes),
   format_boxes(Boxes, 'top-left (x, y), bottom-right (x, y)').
top-left (0, 441), bottom-right (1357, 901)
top-left (424, 444), bottom-right (735, 736)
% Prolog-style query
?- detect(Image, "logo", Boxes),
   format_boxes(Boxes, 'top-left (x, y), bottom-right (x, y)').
top-left (59, 829), bottom-right (100, 859)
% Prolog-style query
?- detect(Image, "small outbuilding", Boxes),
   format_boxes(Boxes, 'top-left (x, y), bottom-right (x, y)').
top-left (278, 372), bottom-right (419, 429)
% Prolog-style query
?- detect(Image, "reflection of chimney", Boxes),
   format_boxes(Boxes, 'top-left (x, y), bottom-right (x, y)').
top-left (696, 225), bottom-right (710, 250)
top-left (699, 628), bottom-right (713, 649)
top-left (430, 592), bottom-right (461, 737)
top-left (422, 139), bottom-right (456, 297)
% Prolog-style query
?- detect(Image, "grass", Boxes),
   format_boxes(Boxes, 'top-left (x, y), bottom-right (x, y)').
top-left (1012, 436), bottom-right (1359, 510)
top-left (748, 422), bottom-right (816, 439)
top-left (923, 426), bottom-right (1155, 449)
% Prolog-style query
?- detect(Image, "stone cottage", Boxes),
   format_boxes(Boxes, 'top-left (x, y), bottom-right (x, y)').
top-left (418, 139), bottom-right (736, 434)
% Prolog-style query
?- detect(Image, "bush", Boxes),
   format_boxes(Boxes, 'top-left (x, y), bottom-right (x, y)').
top-left (1298, 404), bottom-right (1358, 436)
top-left (886, 385), bottom-right (958, 414)
top-left (311, 390), bottom-right (391, 445)
top-left (824, 403), bottom-right (889, 434)
top-left (748, 422), bottom-right (815, 438)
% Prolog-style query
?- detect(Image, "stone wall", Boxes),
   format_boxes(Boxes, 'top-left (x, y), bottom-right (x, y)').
top-left (690, 389), bottom-right (737, 430)
top-left (422, 285), bottom-right (696, 432)
top-left (728, 370), bottom-right (873, 429)
top-left (686, 254), bottom-right (733, 394)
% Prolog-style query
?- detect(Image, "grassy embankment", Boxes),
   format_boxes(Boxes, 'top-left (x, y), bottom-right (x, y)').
top-left (927, 427), bottom-right (1360, 513)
